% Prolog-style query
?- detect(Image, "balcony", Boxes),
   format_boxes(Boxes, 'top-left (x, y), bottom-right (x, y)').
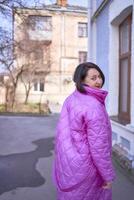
top-left (26, 15), bottom-right (52, 42)
top-left (28, 29), bottom-right (52, 42)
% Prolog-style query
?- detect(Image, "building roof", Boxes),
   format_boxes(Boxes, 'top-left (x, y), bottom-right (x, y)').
top-left (14, 3), bottom-right (87, 15)
top-left (44, 3), bottom-right (87, 13)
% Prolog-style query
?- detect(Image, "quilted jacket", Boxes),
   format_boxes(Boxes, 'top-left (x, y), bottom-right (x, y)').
top-left (53, 85), bottom-right (116, 200)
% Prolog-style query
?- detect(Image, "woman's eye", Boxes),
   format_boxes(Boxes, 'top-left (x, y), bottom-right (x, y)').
top-left (91, 77), bottom-right (96, 81)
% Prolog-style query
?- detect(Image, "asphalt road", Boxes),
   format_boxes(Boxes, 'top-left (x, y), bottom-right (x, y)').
top-left (0, 114), bottom-right (134, 200)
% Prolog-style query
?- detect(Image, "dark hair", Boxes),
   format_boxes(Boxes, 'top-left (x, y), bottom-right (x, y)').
top-left (73, 62), bottom-right (105, 93)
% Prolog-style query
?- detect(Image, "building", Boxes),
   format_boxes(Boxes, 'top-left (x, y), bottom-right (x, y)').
top-left (0, 73), bottom-right (9, 105)
top-left (13, 0), bottom-right (88, 105)
top-left (88, 0), bottom-right (134, 166)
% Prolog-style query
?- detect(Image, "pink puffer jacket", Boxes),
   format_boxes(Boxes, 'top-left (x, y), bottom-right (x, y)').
top-left (53, 85), bottom-right (116, 200)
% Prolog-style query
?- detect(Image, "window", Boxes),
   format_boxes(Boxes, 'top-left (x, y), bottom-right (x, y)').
top-left (28, 16), bottom-right (52, 31)
top-left (119, 14), bottom-right (132, 124)
top-left (40, 82), bottom-right (44, 92)
top-left (120, 136), bottom-right (130, 151)
top-left (78, 23), bottom-right (88, 37)
top-left (34, 82), bottom-right (38, 91)
top-left (112, 132), bottom-right (118, 142)
top-left (79, 51), bottom-right (87, 63)
top-left (34, 80), bottom-right (44, 92)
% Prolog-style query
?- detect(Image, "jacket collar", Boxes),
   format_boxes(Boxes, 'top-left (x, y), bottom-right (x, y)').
top-left (75, 84), bottom-right (108, 105)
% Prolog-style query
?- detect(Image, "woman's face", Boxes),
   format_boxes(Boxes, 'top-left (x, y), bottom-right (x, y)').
top-left (83, 68), bottom-right (103, 89)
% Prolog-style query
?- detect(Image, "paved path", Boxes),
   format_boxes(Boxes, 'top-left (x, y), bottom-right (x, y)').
top-left (0, 114), bottom-right (134, 200)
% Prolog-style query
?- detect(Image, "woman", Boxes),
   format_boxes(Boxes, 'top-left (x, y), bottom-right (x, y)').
top-left (53, 62), bottom-right (116, 200)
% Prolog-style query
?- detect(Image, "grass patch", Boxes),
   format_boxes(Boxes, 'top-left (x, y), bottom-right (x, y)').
top-left (0, 103), bottom-right (51, 115)
top-left (0, 104), bottom-right (5, 112)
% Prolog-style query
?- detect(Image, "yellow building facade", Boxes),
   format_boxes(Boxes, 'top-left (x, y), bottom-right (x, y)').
top-left (13, 0), bottom-right (88, 106)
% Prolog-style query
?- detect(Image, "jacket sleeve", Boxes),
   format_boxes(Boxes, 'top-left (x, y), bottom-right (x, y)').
top-left (86, 106), bottom-right (116, 183)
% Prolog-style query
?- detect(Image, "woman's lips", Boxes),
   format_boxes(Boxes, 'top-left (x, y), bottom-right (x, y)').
top-left (95, 85), bottom-right (101, 88)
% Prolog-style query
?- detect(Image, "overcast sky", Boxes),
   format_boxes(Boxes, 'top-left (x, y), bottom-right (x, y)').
top-left (20, 0), bottom-right (87, 7)
top-left (0, 0), bottom-right (87, 31)
top-left (37, 0), bottom-right (88, 7)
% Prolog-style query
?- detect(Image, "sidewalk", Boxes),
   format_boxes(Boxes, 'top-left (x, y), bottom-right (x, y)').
top-left (112, 157), bottom-right (134, 200)
top-left (0, 114), bottom-right (134, 200)
top-left (49, 102), bottom-right (62, 113)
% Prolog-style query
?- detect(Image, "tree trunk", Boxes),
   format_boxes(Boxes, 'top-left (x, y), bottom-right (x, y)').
top-left (24, 88), bottom-right (30, 104)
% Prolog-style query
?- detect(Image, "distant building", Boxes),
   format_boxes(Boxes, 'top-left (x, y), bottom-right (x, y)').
top-left (13, 0), bottom-right (88, 105)
top-left (88, 0), bottom-right (134, 164)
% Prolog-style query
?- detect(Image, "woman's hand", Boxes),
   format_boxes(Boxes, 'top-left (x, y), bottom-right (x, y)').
top-left (102, 182), bottom-right (112, 189)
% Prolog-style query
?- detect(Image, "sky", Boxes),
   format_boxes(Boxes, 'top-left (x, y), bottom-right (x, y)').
top-left (32, 0), bottom-right (88, 7)
top-left (0, 0), bottom-right (87, 31)
top-left (43, 0), bottom-right (87, 7)
top-left (16, 0), bottom-right (88, 7)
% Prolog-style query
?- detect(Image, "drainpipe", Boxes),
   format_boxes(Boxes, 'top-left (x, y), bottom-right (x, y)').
top-left (88, 0), bottom-right (92, 61)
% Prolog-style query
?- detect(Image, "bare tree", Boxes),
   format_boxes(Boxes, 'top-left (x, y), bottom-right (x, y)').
top-left (0, 26), bottom-right (25, 108)
top-left (14, 9), bottom-right (52, 104)
top-left (0, 0), bottom-right (52, 110)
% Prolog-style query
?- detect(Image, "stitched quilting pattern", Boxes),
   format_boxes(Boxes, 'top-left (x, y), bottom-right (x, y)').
top-left (53, 86), bottom-right (116, 200)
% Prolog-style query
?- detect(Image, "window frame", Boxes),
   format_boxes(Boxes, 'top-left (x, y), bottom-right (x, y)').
top-left (78, 22), bottom-right (88, 38)
top-left (27, 15), bottom-right (52, 32)
top-left (118, 14), bottom-right (132, 124)
top-left (78, 51), bottom-right (87, 63)
top-left (33, 80), bottom-right (45, 92)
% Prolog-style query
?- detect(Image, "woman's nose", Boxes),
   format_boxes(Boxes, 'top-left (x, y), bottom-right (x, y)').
top-left (96, 78), bottom-right (102, 84)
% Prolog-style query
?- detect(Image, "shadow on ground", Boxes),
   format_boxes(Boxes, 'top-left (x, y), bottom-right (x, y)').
top-left (0, 137), bottom-right (54, 195)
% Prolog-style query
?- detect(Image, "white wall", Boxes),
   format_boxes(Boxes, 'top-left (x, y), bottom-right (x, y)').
top-left (108, 0), bottom-right (134, 127)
